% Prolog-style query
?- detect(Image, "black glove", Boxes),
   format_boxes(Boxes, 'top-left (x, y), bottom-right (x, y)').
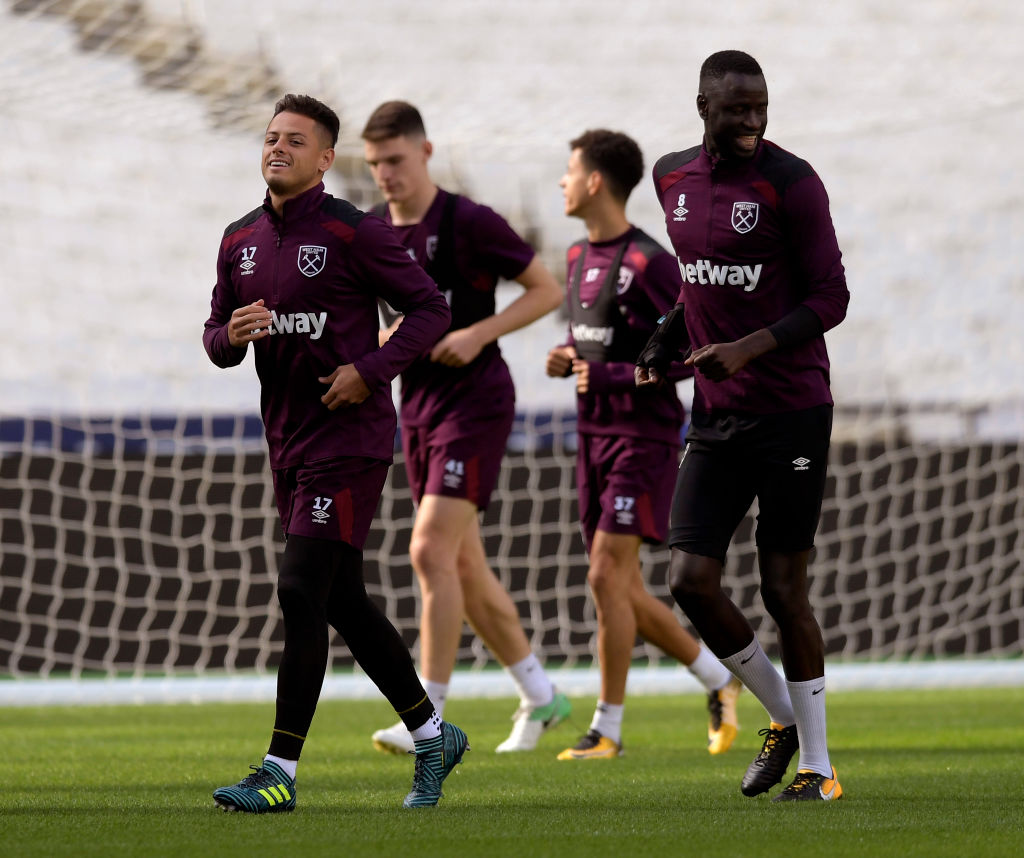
top-left (635, 306), bottom-right (689, 378)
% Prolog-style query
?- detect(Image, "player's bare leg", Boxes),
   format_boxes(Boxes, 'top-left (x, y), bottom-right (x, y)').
top-left (670, 548), bottom-right (799, 792)
top-left (759, 549), bottom-right (837, 799)
top-left (458, 514), bottom-right (533, 665)
top-left (457, 515), bottom-right (570, 751)
top-left (629, 560), bottom-right (701, 663)
top-left (558, 531), bottom-right (636, 759)
top-left (374, 497), bottom-right (567, 753)
top-left (629, 561), bottom-right (738, 752)
top-left (371, 495), bottom-right (474, 754)
top-left (409, 494), bottom-right (478, 686)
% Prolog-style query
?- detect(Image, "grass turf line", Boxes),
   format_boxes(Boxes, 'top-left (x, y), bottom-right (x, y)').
top-left (2, 688), bottom-right (1023, 857)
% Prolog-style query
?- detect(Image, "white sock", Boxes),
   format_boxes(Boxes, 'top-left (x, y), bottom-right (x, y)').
top-left (264, 754), bottom-right (297, 780)
top-left (423, 680), bottom-right (448, 719)
top-left (507, 653), bottom-right (555, 708)
top-left (687, 644), bottom-right (733, 692)
top-left (787, 676), bottom-right (831, 776)
top-left (409, 709), bottom-right (442, 743)
top-left (590, 701), bottom-right (624, 745)
top-left (721, 637), bottom-right (795, 726)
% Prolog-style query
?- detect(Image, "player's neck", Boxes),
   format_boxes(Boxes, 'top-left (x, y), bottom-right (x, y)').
top-left (389, 183), bottom-right (439, 226)
top-left (267, 179), bottom-right (321, 218)
top-left (584, 204), bottom-right (631, 244)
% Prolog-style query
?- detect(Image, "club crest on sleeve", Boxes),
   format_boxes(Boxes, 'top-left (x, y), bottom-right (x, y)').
top-left (298, 245), bottom-right (327, 277)
top-left (731, 202), bottom-right (759, 234)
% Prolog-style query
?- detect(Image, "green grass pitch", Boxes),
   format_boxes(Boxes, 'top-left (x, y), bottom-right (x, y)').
top-left (2, 686), bottom-right (1022, 857)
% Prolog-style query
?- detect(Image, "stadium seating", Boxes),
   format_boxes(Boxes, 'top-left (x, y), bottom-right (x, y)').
top-left (4, 0), bottom-right (1023, 429)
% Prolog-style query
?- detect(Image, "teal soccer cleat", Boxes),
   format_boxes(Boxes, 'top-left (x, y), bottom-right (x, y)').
top-left (213, 760), bottom-right (296, 813)
top-left (402, 721), bottom-right (469, 808)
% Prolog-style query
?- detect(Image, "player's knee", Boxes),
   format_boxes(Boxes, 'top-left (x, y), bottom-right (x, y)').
top-left (408, 529), bottom-right (451, 579)
top-left (276, 538), bottom-right (331, 623)
top-left (668, 549), bottom-right (719, 608)
top-left (759, 576), bottom-right (811, 624)
top-left (587, 553), bottom-right (628, 602)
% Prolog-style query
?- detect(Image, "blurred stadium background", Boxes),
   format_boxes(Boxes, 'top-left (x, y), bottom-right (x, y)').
top-left (2, 0), bottom-right (1022, 702)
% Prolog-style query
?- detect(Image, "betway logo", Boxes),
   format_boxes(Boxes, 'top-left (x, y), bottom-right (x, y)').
top-left (571, 323), bottom-right (614, 347)
top-left (678, 258), bottom-right (763, 292)
top-left (267, 310), bottom-right (327, 340)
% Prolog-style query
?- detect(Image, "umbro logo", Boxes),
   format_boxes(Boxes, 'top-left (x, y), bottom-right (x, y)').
top-left (312, 496), bottom-right (332, 525)
top-left (239, 246), bottom-right (257, 276)
top-left (673, 193), bottom-right (688, 222)
top-left (793, 457), bottom-right (811, 471)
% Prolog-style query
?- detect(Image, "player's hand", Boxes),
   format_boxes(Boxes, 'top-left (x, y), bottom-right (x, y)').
top-left (319, 364), bottom-right (370, 410)
top-left (545, 345), bottom-right (577, 378)
top-left (430, 327), bottom-right (485, 367)
top-left (227, 299), bottom-right (272, 347)
top-left (571, 358), bottom-right (590, 394)
top-left (685, 342), bottom-right (752, 382)
top-left (634, 365), bottom-right (664, 388)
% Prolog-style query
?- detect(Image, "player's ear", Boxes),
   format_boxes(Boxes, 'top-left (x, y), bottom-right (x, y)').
top-left (422, 139), bottom-right (433, 161)
top-left (696, 93), bottom-right (708, 120)
top-left (586, 169), bottom-right (603, 197)
top-left (319, 147), bottom-right (336, 173)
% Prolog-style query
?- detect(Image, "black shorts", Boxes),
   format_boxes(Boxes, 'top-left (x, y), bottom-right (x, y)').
top-left (668, 405), bottom-right (832, 563)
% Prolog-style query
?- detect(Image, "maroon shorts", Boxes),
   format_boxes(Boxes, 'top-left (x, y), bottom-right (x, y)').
top-left (401, 411), bottom-right (513, 510)
top-left (272, 456), bottom-right (390, 549)
top-left (577, 433), bottom-right (679, 552)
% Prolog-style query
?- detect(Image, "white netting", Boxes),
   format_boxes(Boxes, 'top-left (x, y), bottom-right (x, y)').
top-left (2, 1), bottom-right (1023, 683)
top-left (2, 410), bottom-right (1023, 677)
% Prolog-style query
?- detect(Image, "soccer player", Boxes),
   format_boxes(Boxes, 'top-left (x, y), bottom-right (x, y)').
top-left (546, 130), bottom-right (741, 760)
top-left (637, 51), bottom-right (850, 800)
top-left (203, 94), bottom-right (467, 811)
top-left (361, 101), bottom-right (570, 754)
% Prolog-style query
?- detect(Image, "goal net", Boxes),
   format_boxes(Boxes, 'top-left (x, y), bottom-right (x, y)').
top-left (2, 408), bottom-right (1022, 680)
top-left (3, 1), bottom-right (1023, 694)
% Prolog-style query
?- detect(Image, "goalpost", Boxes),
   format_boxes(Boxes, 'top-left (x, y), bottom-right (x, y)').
top-left (2, 407), bottom-right (1022, 702)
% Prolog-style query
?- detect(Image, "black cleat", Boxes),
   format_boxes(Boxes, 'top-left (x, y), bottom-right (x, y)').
top-left (740, 722), bottom-right (799, 796)
top-left (773, 767), bottom-right (843, 802)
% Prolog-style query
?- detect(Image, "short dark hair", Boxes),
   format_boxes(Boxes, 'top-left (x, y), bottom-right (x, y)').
top-left (272, 93), bottom-right (340, 148)
top-left (699, 50), bottom-right (764, 87)
top-left (361, 100), bottom-right (427, 142)
top-left (569, 129), bottom-right (644, 202)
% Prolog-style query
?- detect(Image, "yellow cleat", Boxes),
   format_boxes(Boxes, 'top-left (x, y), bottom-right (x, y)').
top-left (707, 676), bottom-right (742, 755)
top-left (556, 730), bottom-right (623, 760)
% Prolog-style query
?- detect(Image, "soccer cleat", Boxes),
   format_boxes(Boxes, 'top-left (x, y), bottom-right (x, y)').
top-left (213, 760), bottom-right (296, 813)
top-left (740, 722), bottom-right (799, 796)
top-left (402, 721), bottom-right (470, 808)
top-left (556, 729), bottom-right (623, 760)
top-left (773, 767), bottom-right (843, 802)
top-left (495, 691), bottom-right (572, 752)
top-left (707, 677), bottom-right (742, 755)
top-left (372, 719), bottom-right (415, 755)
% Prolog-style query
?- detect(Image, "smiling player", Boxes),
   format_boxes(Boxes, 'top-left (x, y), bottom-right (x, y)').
top-left (637, 51), bottom-right (850, 801)
top-left (204, 94), bottom-right (466, 811)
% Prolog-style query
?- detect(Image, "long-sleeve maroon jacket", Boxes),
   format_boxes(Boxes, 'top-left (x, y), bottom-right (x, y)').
top-left (204, 183), bottom-right (450, 469)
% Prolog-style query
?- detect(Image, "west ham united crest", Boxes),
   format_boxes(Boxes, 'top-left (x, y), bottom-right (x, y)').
top-left (297, 245), bottom-right (327, 277)
top-left (731, 202), bottom-right (759, 234)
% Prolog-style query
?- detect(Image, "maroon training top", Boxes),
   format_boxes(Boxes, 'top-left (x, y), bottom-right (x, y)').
top-left (203, 182), bottom-right (450, 469)
top-left (654, 139), bottom-right (849, 415)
